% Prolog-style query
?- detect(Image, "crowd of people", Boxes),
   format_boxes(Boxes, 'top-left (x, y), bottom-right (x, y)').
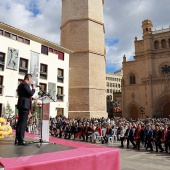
top-left (48, 116), bottom-right (170, 153)
top-left (11, 115), bottom-right (170, 154)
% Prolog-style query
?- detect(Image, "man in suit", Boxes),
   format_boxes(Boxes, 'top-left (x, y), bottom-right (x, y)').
top-left (144, 124), bottom-right (153, 151)
top-left (153, 124), bottom-right (164, 152)
top-left (122, 124), bottom-right (136, 148)
top-left (15, 74), bottom-right (35, 145)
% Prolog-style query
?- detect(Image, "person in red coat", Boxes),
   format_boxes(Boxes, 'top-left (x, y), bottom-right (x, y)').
top-left (134, 124), bottom-right (144, 150)
top-left (161, 124), bottom-right (168, 152)
top-left (165, 125), bottom-right (170, 153)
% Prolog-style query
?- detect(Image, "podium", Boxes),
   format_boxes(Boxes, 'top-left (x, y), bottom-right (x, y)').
top-left (38, 97), bottom-right (52, 142)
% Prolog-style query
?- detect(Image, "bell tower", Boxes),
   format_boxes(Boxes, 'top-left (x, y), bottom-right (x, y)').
top-left (142, 19), bottom-right (153, 51)
top-left (60, 0), bottom-right (107, 118)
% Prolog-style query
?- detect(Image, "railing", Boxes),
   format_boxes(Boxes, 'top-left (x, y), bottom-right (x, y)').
top-left (152, 27), bottom-right (170, 34)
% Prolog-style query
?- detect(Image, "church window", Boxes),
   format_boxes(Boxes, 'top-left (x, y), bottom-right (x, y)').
top-left (154, 40), bottom-right (159, 49)
top-left (130, 74), bottom-right (136, 84)
top-left (161, 39), bottom-right (166, 48)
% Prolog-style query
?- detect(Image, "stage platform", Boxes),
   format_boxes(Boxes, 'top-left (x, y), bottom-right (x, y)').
top-left (0, 133), bottom-right (120, 170)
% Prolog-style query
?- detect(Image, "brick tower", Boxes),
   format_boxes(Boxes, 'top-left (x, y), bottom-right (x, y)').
top-left (60, 0), bottom-right (107, 118)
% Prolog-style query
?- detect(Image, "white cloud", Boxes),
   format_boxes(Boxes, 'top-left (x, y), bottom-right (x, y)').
top-left (0, 0), bottom-right (170, 72)
top-left (103, 0), bottom-right (170, 72)
top-left (0, 0), bottom-right (61, 44)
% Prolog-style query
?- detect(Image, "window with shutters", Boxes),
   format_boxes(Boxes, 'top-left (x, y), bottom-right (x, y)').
top-left (19, 58), bottom-right (28, 75)
top-left (0, 52), bottom-right (5, 71)
top-left (0, 76), bottom-right (3, 94)
top-left (40, 64), bottom-right (48, 79)
top-left (41, 45), bottom-right (48, 55)
top-left (57, 68), bottom-right (64, 83)
top-left (58, 51), bottom-right (64, 60)
top-left (57, 86), bottom-right (64, 101)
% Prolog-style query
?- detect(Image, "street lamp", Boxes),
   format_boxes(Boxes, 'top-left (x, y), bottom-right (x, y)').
top-left (140, 107), bottom-right (145, 119)
top-left (113, 101), bottom-right (120, 117)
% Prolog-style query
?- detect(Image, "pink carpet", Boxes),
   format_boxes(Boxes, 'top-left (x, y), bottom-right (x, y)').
top-left (0, 132), bottom-right (120, 170)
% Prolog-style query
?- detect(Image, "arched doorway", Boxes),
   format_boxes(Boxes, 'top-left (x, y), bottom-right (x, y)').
top-left (130, 106), bottom-right (138, 120)
top-left (163, 103), bottom-right (170, 118)
top-left (154, 94), bottom-right (170, 117)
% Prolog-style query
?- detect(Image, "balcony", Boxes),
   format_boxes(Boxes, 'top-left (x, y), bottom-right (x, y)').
top-left (57, 75), bottom-right (64, 83)
top-left (19, 67), bottom-right (28, 75)
top-left (56, 93), bottom-right (64, 101)
top-left (40, 71), bottom-right (47, 79)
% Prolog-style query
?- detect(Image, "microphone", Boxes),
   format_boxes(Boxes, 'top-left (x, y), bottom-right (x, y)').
top-left (36, 85), bottom-right (41, 88)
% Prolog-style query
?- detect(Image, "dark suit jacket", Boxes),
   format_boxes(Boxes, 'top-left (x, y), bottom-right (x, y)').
top-left (125, 128), bottom-right (135, 138)
top-left (153, 129), bottom-right (162, 141)
top-left (17, 82), bottom-right (35, 110)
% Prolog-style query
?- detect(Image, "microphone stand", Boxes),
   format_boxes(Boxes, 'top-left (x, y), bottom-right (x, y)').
top-left (30, 87), bottom-right (56, 148)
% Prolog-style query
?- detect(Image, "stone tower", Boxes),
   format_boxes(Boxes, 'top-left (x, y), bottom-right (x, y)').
top-left (60, 0), bottom-right (107, 118)
top-left (142, 19), bottom-right (153, 51)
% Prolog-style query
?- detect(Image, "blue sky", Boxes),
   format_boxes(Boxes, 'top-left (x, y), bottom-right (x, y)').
top-left (1, 0), bottom-right (170, 74)
top-left (105, 38), bottom-right (121, 73)
top-left (29, 2), bottom-right (39, 16)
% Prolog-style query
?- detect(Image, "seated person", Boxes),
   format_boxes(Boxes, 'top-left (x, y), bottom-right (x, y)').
top-left (84, 122), bottom-right (94, 142)
top-left (75, 123), bottom-right (85, 141)
top-left (91, 124), bottom-right (102, 143)
top-left (104, 124), bottom-right (112, 143)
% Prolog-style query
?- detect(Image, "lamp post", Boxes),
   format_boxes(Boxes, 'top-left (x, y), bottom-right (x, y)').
top-left (113, 101), bottom-right (120, 117)
top-left (140, 107), bottom-right (145, 119)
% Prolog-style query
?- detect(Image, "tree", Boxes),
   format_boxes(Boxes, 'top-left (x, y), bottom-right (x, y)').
top-left (32, 100), bottom-right (40, 118)
top-left (5, 102), bottom-right (14, 119)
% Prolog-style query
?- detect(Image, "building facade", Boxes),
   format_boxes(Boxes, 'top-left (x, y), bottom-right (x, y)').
top-left (106, 70), bottom-right (122, 96)
top-left (122, 20), bottom-right (170, 119)
top-left (60, 0), bottom-right (107, 118)
top-left (106, 71), bottom-right (122, 117)
top-left (0, 22), bottom-right (71, 118)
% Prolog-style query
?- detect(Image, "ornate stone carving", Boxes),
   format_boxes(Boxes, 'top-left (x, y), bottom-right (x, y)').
top-left (6, 47), bottom-right (19, 70)
top-left (131, 93), bottom-right (135, 100)
top-left (48, 82), bottom-right (56, 100)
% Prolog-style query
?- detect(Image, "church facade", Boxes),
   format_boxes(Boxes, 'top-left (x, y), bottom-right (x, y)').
top-left (122, 20), bottom-right (170, 119)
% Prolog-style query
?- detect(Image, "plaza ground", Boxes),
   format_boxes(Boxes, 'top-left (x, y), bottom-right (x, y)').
top-left (106, 142), bottom-right (170, 170)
